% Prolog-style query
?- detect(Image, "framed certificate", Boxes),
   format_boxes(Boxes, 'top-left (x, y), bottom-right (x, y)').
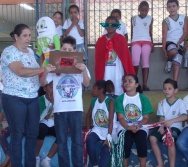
top-left (49, 51), bottom-right (83, 73)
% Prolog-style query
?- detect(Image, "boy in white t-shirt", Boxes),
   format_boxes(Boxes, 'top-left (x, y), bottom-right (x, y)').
top-left (40, 36), bottom-right (91, 167)
top-left (149, 78), bottom-right (187, 167)
top-left (162, 0), bottom-right (188, 81)
top-left (103, 9), bottom-right (128, 41)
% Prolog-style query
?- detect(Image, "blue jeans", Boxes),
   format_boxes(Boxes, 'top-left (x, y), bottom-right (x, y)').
top-left (176, 126), bottom-right (188, 162)
top-left (86, 132), bottom-right (111, 167)
top-left (2, 94), bottom-right (40, 167)
top-left (54, 111), bottom-right (83, 167)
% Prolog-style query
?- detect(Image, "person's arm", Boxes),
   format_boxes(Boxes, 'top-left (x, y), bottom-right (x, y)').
top-left (9, 61), bottom-right (44, 77)
top-left (40, 64), bottom-right (56, 86)
top-left (177, 17), bottom-right (188, 48)
top-left (107, 100), bottom-right (114, 135)
top-left (164, 114), bottom-right (188, 128)
top-left (86, 105), bottom-right (92, 130)
top-left (162, 21), bottom-right (168, 58)
top-left (117, 113), bottom-right (129, 130)
top-left (75, 63), bottom-right (90, 87)
top-left (150, 18), bottom-right (154, 52)
top-left (140, 114), bottom-right (149, 125)
top-left (75, 19), bottom-right (84, 37)
top-left (158, 117), bottom-right (165, 135)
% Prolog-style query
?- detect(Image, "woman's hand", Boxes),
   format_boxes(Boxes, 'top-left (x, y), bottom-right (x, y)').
top-left (44, 64), bottom-right (56, 74)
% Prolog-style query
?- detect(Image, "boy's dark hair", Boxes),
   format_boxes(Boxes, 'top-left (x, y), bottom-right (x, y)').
top-left (53, 11), bottom-right (63, 19)
top-left (138, 1), bottom-right (149, 9)
top-left (163, 78), bottom-right (178, 89)
top-left (106, 16), bottom-right (118, 23)
top-left (126, 74), bottom-right (143, 93)
top-left (167, 0), bottom-right (179, 6)
top-left (69, 4), bottom-right (79, 13)
top-left (111, 9), bottom-right (121, 17)
top-left (61, 36), bottom-right (76, 49)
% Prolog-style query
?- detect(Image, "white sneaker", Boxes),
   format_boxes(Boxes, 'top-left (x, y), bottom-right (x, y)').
top-left (36, 156), bottom-right (40, 167)
top-left (165, 61), bottom-right (172, 73)
top-left (41, 157), bottom-right (51, 167)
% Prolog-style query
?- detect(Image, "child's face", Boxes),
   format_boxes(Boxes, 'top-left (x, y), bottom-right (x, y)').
top-left (91, 85), bottom-right (99, 97)
top-left (44, 82), bottom-right (53, 101)
top-left (163, 83), bottom-right (177, 99)
top-left (105, 19), bottom-right (117, 34)
top-left (53, 13), bottom-right (62, 27)
top-left (123, 76), bottom-right (138, 92)
top-left (167, 2), bottom-right (179, 16)
top-left (60, 44), bottom-right (75, 52)
top-left (69, 7), bottom-right (79, 19)
top-left (111, 12), bottom-right (121, 21)
top-left (139, 6), bottom-right (149, 18)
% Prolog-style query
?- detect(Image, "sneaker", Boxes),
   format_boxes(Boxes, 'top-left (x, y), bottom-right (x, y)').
top-left (41, 157), bottom-right (51, 167)
top-left (36, 156), bottom-right (40, 167)
top-left (165, 61), bottom-right (172, 73)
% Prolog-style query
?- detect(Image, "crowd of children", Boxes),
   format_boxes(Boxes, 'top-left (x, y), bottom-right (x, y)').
top-left (0, 0), bottom-right (188, 167)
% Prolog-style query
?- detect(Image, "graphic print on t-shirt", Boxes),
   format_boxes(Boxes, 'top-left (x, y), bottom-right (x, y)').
top-left (94, 109), bottom-right (108, 128)
top-left (56, 75), bottom-right (79, 98)
top-left (106, 51), bottom-right (117, 66)
top-left (124, 104), bottom-right (141, 122)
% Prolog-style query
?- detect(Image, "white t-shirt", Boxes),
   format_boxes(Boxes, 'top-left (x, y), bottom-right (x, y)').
top-left (40, 96), bottom-right (54, 127)
top-left (103, 20), bottom-right (128, 36)
top-left (56, 25), bottom-right (63, 37)
top-left (131, 15), bottom-right (152, 42)
top-left (104, 48), bottom-right (124, 96)
top-left (157, 98), bottom-right (187, 131)
top-left (165, 14), bottom-right (186, 45)
top-left (2, 45), bottom-right (40, 98)
top-left (183, 95), bottom-right (188, 127)
top-left (46, 68), bottom-right (90, 113)
top-left (63, 19), bottom-right (84, 44)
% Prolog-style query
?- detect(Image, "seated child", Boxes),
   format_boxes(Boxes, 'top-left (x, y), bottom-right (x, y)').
top-left (86, 80), bottom-right (115, 167)
top-left (36, 81), bottom-right (57, 167)
top-left (115, 74), bottom-right (154, 167)
top-left (149, 78), bottom-right (187, 167)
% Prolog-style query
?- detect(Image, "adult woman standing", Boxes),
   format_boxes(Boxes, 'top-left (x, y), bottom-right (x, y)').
top-left (1, 24), bottom-right (45, 167)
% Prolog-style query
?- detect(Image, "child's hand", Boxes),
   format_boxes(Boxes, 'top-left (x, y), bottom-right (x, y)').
top-left (164, 120), bottom-right (173, 128)
top-left (72, 18), bottom-right (79, 26)
top-left (103, 139), bottom-right (111, 150)
top-left (44, 64), bottom-right (56, 73)
top-left (158, 126), bottom-right (165, 135)
top-left (129, 125), bottom-right (139, 133)
top-left (48, 43), bottom-right (55, 50)
top-left (75, 63), bottom-right (86, 72)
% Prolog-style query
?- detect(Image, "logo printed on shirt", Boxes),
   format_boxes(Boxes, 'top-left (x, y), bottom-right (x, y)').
top-left (179, 22), bottom-right (183, 26)
top-left (94, 109), bottom-right (108, 128)
top-left (106, 51), bottom-right (117, 66)
top-left (56, 75), bottom-right (79, 99)
top-left (144, 22), bottom-right (147, 26)
top-left (124, 104), bottom-right (141, 122)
